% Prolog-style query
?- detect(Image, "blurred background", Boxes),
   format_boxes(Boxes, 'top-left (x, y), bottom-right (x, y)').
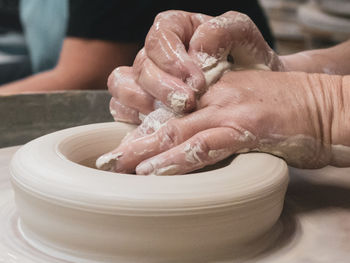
top-left (0, 0), bottom-right (30, 83)
top-left (259, 0), bottom-right (350, 54)
top-left (2, 0), bottom-right (350, 68)
top-left (1, 0), bottom-right (350, 147)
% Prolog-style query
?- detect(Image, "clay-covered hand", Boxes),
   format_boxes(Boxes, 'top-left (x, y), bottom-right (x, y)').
top-left (101, 70), bottom-right (347, 175)
top-left (108, 10), bottom-right (285, 123)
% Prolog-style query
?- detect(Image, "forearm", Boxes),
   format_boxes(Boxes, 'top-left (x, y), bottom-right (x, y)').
top-left (281, 40), bottom-right (350, 75)
top-left (0, 38), bottom-right (139, 96)
top-left (0, 67), bottom-right (105, 95)
top-left (0, 70), bottom-right (67, 95)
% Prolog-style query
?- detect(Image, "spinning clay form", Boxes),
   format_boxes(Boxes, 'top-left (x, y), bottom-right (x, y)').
top-left (10, 122), bottom-right (288, 262)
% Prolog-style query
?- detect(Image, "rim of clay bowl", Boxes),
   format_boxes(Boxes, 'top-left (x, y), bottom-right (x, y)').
top-left (10, 122), bottom-right (288, 216)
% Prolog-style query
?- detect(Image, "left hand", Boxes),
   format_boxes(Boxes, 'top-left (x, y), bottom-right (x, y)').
top-left (99, 70), bottom-right (344, 174)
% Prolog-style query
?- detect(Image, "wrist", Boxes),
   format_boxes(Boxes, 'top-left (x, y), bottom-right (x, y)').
top-left (280, 47), bottom-right (346, 75)
top-left (278, 54), bottom-right (295, 72)
top-left (279, 51), bottom-right (323, 73)
top-left (330, 75), bottom-right (350, 166)
top-left (300, 73), bottom-right (346, 166)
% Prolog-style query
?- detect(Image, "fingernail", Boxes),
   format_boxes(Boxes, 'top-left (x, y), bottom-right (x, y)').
top-left (136, 161), bottom-right (154, 175)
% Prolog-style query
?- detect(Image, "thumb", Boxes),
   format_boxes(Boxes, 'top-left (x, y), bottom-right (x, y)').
top-left (189, 11), bottom-right (282, 86)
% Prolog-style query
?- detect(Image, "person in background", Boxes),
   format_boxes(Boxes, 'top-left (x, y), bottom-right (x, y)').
top-left (0, 0), bottom-right (31, 84)
top-left (0, 0), bottom-right (273, 95)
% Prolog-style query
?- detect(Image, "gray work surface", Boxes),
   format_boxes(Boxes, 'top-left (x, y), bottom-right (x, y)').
top-left (0, 90), bottom-right (113, 147)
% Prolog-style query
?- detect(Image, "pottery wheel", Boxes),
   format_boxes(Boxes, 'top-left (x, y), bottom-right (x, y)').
top-left (1, 144), bottom-right (350, 262)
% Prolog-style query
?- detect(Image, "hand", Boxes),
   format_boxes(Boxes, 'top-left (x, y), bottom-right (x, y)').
top-left (108, 10), bottom-right (285, 123)
top-left (99, 70), bottom-right (345, 175)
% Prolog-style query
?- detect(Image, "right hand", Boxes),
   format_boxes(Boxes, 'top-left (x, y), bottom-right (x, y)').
top-left (108, 10), bottom-right (285, 124)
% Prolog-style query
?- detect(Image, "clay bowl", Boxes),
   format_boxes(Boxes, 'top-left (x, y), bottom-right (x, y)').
top-left (10, 122), bottom-right (288, 262)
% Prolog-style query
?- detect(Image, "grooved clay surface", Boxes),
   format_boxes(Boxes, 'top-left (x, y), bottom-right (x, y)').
top-left (8, 123), bottom-right (288, 262)
top-left (1, 138), bottom-right (350, 262)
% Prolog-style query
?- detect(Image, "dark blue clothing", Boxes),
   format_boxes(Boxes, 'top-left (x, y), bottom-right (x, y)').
top-left (67, 0), bottom-right (275, 48)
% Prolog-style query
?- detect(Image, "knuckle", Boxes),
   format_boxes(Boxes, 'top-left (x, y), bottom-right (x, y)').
top-left (195, 136), bottom-right (211, 154)
top-left (112, 66), bottom-right (123, 79)
top-left (148, 10), bottom-right (186, 49)
top-left (224, 10), bottom-right (238, 17)
top-left (235, 105), bottom-right (264, 128)
top-left (109, 99), bottom-right (139, 123)
top-left (109, 99), bottom-right (119, 119)
top-left (145, 32), bottom-right (157, 47)
top-left (236, 12), bottom-right (250, 20)
top-left (225, 11), bottom-right (250, 22)
top-left (108, 67), bottom-right (125, 93)
top-left (183, 137), bottom-right (211, 165)
top-left (133, 49), bottom-right (146, 70)
top-left (107, 68), bottom-right (119, 92)
top-left (158, 120), bottom-right (181, 149)
top-left (118, 88), bottom-right (133, 104)
top-left (154, 10), bottom-right (180, 22)
top-left (229, 124), bottom-right (258, 144)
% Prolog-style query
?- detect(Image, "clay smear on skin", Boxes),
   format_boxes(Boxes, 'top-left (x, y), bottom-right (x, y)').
top-left (97, 55), bottom-right (268, 173)
top-left (256, 134), bottom-right (336, 168)
top-left (97, 15), bottom-right (349, 173)
top-left (167, 91), bottom-right (188, 112)
top-left (96, 152), bottom-right (123, 172)
top-left (96, 22), bottom-right (274, 173)
top-left (184, 142), bottom-right (204, 164)
top-left (138, 108), bottom-right (175, 135)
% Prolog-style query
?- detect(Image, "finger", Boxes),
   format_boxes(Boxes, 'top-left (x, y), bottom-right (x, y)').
top-left (103, 107), bottom-right (220, 173)
top-left (138, 58), bottom-right (196, 113)
top-left (132, 48), bottom-right (147, 75)
top-left (189, 11), bottom-right (282, 77)
top-left (96, 106), bottom-right (177, 171)
top-left (121, 107), bottom-right (177, 145)
top-left (109, 98), bottom-right (141, 124)
top-left (136, 127), bottom-right (257, 175)
top-left (120, 108), bottom-right (173, 144)
top-left (137, 107), bottom-right (177, 135)
top-left (131, 47), bottom-right (196, 113)
top-left (108, 66), bottom-right (155, 114)
top-left (145, 11), bottom-right (207, 94)
top-left (190, 13), bottom-right (213, 28)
